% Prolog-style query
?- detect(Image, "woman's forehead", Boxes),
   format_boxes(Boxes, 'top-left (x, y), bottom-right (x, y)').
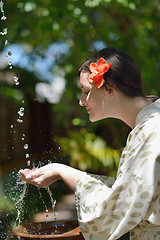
top-left (80, 71), bottom-right (91, 88)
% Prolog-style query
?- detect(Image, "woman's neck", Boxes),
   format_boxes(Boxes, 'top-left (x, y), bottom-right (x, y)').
top-left (116, 95), bottom-right (151, 129)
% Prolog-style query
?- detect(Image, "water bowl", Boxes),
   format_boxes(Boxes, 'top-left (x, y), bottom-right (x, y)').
top-left (12, 221), bottom-right (84, 240)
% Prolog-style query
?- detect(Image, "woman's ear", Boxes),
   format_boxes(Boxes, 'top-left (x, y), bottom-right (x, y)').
top-left (105, 84), bottom-right (116, 99)
top-left (108, 88), bottom-right (115, 99)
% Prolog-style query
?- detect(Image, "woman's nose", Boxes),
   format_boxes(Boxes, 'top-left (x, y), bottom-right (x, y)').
top-left (79, 98), bottom-right (86, 106)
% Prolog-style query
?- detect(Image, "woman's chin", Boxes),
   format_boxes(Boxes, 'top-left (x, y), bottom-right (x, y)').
top-left (89, 115), bottom-right (100, 122)
top-left (89, 114), bottom-right (106, 122)
top-left (89, 115), bottom-right (94, 122)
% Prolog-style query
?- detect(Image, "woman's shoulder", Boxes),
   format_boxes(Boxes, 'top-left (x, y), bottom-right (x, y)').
top-left (127, 109), bottom-right (160, 146)
top-left (136, 98), bottom-right (160, 124)
top-left (135, 99), bottom-right (160, 133)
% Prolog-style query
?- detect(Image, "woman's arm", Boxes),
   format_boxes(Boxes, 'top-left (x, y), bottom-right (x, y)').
top-left (19, 163), bottom-right (85, 191)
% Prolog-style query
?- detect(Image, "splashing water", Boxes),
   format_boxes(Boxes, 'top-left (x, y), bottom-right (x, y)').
top-left (0, 0), bottom-right (19, 85)
top-left (1, 2), bottom-right (58, 237)
top-left (15, 182), bottom-right (27, 226)
top-left (47, 187), bottom-right (57, 213)
top-left (0, 0), bottom-right (7, 20)
top-left (0, 0), bottom-right (32, 232)
top-left (37, 161), bottom-right (57, 220)
top-left (4, 171), bottom-right (28, 229)
top-left (37, 185), bottom-right (57, 220)
top-left (38, 188), bottom-right (49, 218)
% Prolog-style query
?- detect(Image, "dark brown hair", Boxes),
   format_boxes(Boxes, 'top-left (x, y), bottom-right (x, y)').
top-left (79, 47), bottom-right (144, 97)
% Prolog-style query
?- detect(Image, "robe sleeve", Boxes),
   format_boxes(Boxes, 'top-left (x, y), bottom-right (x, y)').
top-left (75, 116), bottom-right (160, 240)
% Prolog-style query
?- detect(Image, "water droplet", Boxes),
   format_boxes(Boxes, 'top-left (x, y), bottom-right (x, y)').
top-left (27, 160), bottom-right (30, 166)
top-left (24, 144), bottom-right (28, 149)
top-left (17, 119), bottom-right (23, 123)
top-left (22, 137), bottom-right (24, 141)
top-left (25, 154), bottom-right (29, 158)
top-left (4, 39), bottom-right (9, 45)
top-left (23, 134), bottom-right (25, 137)
top-left (18, 110), bottom-right (24, 117)
top-left (1, 15), bottom-right (6, 20)
top-left (0, 28), bottom-right (7, 35)
top-left (14, 76), bottom-right (19, 86)
top-left (0, 1), bottom-right (4, 8)
top-left (8, 49), bottom-right (12, 56)
top-left (10, 125), bottom-right (14, 128)
top-left (46, 209), bottom-right (48, 212)
top-left (3, 28), bottom-right (7, 34)
top-left (46, 215), bottom-right (48, 218)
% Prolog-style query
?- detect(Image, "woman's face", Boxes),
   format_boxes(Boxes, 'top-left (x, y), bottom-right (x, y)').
top-left (79, 70), bottom-right (115, 122)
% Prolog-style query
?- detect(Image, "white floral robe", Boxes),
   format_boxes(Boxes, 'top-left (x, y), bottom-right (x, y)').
top-left (75, 99), bottom-right (160, 240)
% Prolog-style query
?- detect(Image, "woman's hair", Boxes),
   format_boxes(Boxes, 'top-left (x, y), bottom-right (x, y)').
top-left (79, 47), bottom-right (143, 98)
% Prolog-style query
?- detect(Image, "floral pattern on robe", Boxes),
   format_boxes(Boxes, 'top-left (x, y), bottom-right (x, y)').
top-left (75, 99), bottom-right (160, 240)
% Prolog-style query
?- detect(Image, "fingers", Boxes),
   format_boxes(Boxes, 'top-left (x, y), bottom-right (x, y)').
top-left (19, 169), bottom-right (30, 176)
top-left (19, 168), bottom-right (39, 180)
top-left (19, 164), bottom-right (56, 188)
top-left (19, 169), bottom-right (47, 188)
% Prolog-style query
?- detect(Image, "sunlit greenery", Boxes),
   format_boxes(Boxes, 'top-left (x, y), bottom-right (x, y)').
top-left (59, 128), bottom-right (121, 177)
top-left (0, 195), bottom-right (15, 212)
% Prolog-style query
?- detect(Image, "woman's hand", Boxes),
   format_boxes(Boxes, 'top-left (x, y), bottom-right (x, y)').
top-left (19, 163), bottom-right (85, 191)
top-left (19, 163), bottom-right (60, 188)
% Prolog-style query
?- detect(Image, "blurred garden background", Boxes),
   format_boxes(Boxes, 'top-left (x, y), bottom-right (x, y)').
top-left (0, 0), bottom-right (160, 239)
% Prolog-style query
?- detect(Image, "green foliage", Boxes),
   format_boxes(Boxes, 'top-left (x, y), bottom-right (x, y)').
top-left (59, 128), bottom-right (121, 177)
top-left (0, 85), bottom-right (23, 102)
top-left (0, 195), bottom-right (15, 212)
top-left (0, 195), bottom-right (16, 237)
top-left (2, 0), bottom-right (160, 90)
top-left (1, 1), bottom-right (160, 117)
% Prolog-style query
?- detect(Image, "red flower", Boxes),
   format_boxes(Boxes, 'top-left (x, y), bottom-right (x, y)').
top-left (88, 58), bottom-right (112, 88)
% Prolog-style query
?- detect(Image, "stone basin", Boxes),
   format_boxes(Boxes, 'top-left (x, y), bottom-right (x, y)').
top-left (12, 221), bottom-right (85, 240)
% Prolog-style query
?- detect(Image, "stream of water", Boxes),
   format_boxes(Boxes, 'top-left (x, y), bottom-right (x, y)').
top-left (0, 1), bottom-right (57, 238)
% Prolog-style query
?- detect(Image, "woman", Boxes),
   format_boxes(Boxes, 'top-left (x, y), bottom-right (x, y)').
top-left (20, 47), bottom-right (160, 240)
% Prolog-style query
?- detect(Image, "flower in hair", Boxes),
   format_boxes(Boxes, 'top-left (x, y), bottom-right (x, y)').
top-left (88, 57), bottom-right (112, 88)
